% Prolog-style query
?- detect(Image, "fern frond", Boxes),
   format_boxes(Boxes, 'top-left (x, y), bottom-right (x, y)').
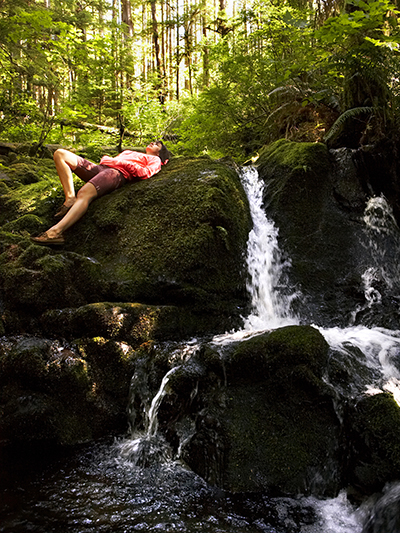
top-left (267, 86), bottom-right (300, 99)
top-left (324, 106), bottom-right (374, 143)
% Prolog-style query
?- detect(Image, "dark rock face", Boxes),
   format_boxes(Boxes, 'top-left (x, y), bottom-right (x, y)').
top-left (347, 393), bottom-right (400, 493)
top-left (0, 335), bottom-right (131, 444)
top-left (176, 326), bottom-right (342, 497)
top-left (256, 139), bottom-right (400, 329)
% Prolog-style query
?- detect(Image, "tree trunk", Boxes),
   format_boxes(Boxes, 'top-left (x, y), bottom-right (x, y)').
top-left (150, 1), bottom-right (165, 104)
top-left (121, 0), bottom-right (134, 37)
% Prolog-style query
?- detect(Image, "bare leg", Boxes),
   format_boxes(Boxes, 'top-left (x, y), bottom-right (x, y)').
top-left (45, 183), bottom-right (98, 239)
top-left (53, 148), bottom-right (79, 207)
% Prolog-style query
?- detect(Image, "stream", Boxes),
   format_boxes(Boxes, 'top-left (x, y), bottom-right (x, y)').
top-left (1, 166), bottom-right (400, 532)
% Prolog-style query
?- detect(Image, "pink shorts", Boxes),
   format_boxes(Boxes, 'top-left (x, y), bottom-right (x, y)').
top-left (73, 156), bottom-right (128, 198)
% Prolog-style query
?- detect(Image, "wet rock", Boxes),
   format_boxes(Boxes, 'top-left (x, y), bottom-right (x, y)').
top-left (362, 482), bottom-right (400, 533)
top-left (40, 302), bottom-right (211, 343)
top-left (151, 325), bottom-right (343, 496)
top-left (347, 392), bottom-right (400, 493)
top-left (256, 139), bottom-right (400, 329)
top-left (0, 335), bottom-right (136, 445)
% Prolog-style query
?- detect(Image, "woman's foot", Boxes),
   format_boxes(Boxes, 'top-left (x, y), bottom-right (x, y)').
top-left (54, 199), bottom-right (76, 219)
top-left (30, 231), bottom-right (65, 246)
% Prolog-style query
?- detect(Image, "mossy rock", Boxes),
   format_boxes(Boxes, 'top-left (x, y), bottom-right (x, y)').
top-left (255, 139), bottom-right (396, 328)
top-left (2, 214), bottom-right (44, 234)
top-left (66, 157), bottom-right (251, 309)
top-left (39, 301), bottom-right (214, 342)
top-left (0, 154), bottom-right (251, 335)
top-left (256, 139), bottom-right (340, 260)
top-left (3, 162), bottom-right (40, 184)
top-left (0, 246), bottom-right (103, 317)
top-left (347, 392), bottom-right (400, 493)
top-left (0, 336), bottom-right (93, 444)
top-left (162, 326), bottom-right (341, 496)
top-left (0, 159), bottom-right (63, 226)
top-left (226, 325), bottom-right (329, 383)
top-left (0, 335), bottom-right (137, 445)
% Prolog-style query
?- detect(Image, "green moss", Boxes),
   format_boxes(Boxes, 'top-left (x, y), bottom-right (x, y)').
top-left (64, 156), bottom-right (251, 311)
top-left (0, 247), bottom-right (104, 314)
top-left (0, 181), bottom-right (10, 194)
top-left (349, 392), bottom-right (400, 491)
top-left (2, 214), bottom-right (45, 234)
top-left (77, 337), bottom-right (134, 398)
top-left (0, 333), bottom-right (131, 445)
top-left (0, 340), bottom-right (49, 388)
top-left (0, 152), bottom-right (251, 332)
top-left (3, 162), bottom-right (40, 184)
top-left (258, 139), bottom-right (330, 176)
top-left (217, 368), bottom-right (339, 494)
top-left (256, 140), bottom-right (332, 225)
top-left (0, 230), bottom-right (28, 253)
top-left (228, 325), bottom-right (329, 383)
top-left (223, 382), bottom-right (325, 492)
top-left (266, 325), bottom-right (329, 376)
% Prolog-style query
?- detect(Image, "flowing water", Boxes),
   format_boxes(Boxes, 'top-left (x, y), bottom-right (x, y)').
top-left (2, 167), bottom-right (400, 532)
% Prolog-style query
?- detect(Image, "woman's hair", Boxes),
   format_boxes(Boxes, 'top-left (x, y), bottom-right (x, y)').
top-left (157, 140), bottom-right (171, 164)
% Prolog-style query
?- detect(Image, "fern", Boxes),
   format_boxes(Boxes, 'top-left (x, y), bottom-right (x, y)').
top-left (324, 106), bottom-right (374, 143)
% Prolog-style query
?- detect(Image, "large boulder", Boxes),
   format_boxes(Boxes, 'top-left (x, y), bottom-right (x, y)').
top-left (0, 146), bottom-right (252, 447)
top-left (129, 325), bottom-right (344, 497)
top-left (128, 324), bottom-right (400, 499)
top-left (256, 139), bottom-right (400, 328)
top-left (0, 151), bottom-right (252, 336)
top-left (346, 392), bottom-right (400, 493)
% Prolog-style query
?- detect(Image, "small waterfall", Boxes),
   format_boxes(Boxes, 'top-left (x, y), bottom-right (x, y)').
top-left (240, 166), bottom-right (299, 331)
top-left (118, 367), bottom-right (178, 466)
top-left (146, 367), bottom-right (177, 437)
top-left (318, 195), bottom-right (400, 405)
top-left (360, 196), bottom-right (400, 301)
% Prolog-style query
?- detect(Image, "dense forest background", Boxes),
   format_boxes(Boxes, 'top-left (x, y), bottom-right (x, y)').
top-left (1, 0), bottom-right (400, 160)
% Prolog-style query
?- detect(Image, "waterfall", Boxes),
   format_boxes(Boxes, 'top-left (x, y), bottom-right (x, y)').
top-left (240, 165), bottom-right (299, 331)
top-left (361, 195), bottom-right (400, 295)
top-left (146, 367), bottom-right (177, 437)
top-left (318, 195), bottom-right (400, 405)
top-left (118, 367), bottom-right (178, 466)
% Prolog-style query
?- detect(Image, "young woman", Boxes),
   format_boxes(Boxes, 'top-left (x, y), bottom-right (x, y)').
top-left (31, 141), bottom-right (170, 246)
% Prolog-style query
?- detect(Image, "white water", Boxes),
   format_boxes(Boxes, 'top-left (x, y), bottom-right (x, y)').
top-left (240, 166), bottom-right (299, 332)
top-left (146, 367), bottom-right (177, 436)
top-left (119, 367), bottom-right (178, 464)
top-left (302, 491), bottom-right (364, 533)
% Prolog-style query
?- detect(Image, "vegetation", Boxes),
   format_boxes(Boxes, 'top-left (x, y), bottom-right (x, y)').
top-left (1, 0), bottom-right (400, 159)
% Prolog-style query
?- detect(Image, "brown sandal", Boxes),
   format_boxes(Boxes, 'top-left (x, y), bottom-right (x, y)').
top-left (30, 231), bottom-right (65, 246)
top-left (54, 204), bottom-right (72, 219)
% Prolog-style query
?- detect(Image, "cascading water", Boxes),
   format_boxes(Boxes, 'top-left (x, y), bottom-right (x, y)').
top-left (118, 366), bottom-right (178, 466)
top-left (240, 166), bottom-right (299, 331)
top-left (318, 195), bottom-right (400, 403)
